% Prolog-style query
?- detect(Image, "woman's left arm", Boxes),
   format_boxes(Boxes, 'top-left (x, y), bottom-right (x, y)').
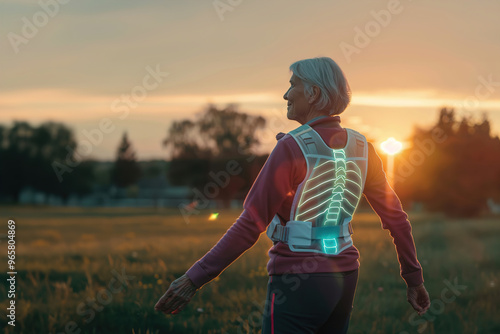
top-left (363, 142), bottom-right (430, 314)
top-left (362, 142), bottom-right (424, 287)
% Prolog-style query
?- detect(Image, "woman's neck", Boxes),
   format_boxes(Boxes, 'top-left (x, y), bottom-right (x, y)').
top-left (300, 110), bottom-right (331, 125)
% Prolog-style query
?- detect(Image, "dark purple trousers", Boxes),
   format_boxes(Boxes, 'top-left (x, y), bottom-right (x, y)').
top-left (262, 269), bottom-right (359, 334)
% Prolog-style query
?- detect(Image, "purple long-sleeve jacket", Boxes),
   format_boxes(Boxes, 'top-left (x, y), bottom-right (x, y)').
top-left (186, 116), bottom-right (424, 289)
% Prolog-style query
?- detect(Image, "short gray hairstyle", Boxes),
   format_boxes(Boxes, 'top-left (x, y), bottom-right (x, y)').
top-left (289, 57), bottom-right (351, 115)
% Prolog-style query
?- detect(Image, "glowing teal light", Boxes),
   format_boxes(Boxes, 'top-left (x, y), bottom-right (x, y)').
top-left (325, 149), bottom-right (346, 225)
top-left (322, 238), bottom-right (338, 254)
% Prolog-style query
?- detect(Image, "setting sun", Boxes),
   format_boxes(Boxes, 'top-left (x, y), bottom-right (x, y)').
top-left (380, 137), bottom-right (403, 156)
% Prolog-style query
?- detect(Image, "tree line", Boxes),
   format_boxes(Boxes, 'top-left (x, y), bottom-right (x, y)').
top-left (0, 122), bottom-right (142, 203)
top-left (1, 105), bottom-right (498, 216)
top-left (395, 107), bottom-right (500, 217)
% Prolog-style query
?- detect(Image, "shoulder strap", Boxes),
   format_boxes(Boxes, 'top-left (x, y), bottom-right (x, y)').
top-left (344, 128), bottom-right (368, 188)
top-left (289, 125), bottom-right (317, 155)
top-left (289, 125), bottom-right (335, 157)
top-left (345, 128), bottom-right (368, 158)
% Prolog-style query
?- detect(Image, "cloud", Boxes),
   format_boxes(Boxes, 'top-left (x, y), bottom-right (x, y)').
top-left (2, 0), bottom-right (500, 159)
top-left (2, 0), bottom-right (498, 97)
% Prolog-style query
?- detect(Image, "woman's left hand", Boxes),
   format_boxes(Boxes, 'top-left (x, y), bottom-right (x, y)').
top-left (154, 274), bottom-right (198, 315)
top-left (407, 283), bottom-right (430, 316)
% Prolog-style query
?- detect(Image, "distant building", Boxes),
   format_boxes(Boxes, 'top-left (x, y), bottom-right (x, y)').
top-left (18, 174), bottom-right (193, 208)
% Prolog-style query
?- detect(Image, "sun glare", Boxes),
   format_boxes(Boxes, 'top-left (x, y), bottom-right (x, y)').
top-left (380, 137), bottom-right (403, 156)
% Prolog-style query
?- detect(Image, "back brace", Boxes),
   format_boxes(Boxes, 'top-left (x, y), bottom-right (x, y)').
top-left (266, 123), bottom-right (368, 255)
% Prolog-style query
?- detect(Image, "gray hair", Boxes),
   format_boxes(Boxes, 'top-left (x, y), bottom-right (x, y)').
top-left (289, 57), bottom-right (351, 115)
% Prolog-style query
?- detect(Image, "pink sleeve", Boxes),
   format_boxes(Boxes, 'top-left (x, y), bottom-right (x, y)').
top-left (363, 143), bottom-right (424, 288)
top-left (185, 136), bottom-right (299, 289)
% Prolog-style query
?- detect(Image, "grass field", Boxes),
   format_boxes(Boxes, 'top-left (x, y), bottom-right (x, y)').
top-left (0, 206), bottom-right (499, 333)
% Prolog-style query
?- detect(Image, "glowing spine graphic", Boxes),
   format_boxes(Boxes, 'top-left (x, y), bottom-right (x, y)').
top-left (322, 149), bottom-right (346, 254)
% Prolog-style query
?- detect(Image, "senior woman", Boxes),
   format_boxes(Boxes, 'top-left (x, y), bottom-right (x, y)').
top-left (155, 57), bottom-right (430, 333)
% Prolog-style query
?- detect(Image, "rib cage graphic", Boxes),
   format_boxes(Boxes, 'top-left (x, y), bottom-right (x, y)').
top-left (294, 149), bottom-right (363, 253)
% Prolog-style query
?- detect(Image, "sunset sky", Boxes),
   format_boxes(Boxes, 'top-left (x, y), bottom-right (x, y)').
top-left (1, 0), bottom-right (499, 160)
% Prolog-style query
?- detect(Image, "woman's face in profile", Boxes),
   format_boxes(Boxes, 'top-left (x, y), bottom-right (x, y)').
top-left (283, 74), bottom-right (309, 123)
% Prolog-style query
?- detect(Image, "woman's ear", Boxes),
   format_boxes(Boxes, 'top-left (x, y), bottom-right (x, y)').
top-left (308, 85), bottom-right (321, 104)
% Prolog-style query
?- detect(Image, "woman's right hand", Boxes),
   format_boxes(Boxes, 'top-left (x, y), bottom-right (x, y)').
top-left (154, 274), bottom-right (198, 315)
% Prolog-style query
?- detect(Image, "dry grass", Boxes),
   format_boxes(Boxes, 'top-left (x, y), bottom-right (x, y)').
top-left (0, 206), bottom-right (498, 333)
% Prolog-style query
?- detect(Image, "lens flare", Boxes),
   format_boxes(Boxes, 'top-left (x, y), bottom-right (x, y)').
top-left (380, 138), bottom-right (403, 155)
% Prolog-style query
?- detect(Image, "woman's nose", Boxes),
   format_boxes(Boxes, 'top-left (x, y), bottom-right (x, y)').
top-left (283, 88), bottom-right (290, 100)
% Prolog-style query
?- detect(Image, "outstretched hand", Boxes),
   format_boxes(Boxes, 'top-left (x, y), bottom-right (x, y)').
top-left (407, 283), bottom-right (430, 316)
top-left (155, 274), bottom-right (198, 315)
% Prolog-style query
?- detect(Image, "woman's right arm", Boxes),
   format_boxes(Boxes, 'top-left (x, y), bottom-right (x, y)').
top-left (155, 136), bottom-right (300, 314)
top-left (184, 135), bottom-right (301, 289)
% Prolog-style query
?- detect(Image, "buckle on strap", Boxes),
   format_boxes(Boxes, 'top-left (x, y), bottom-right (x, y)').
top-left (268, 220), bottom-right (313, 246)
top-left (274, 225), bottom-right (289, 243)
top-left (266, 215), bottom-right (281, 241)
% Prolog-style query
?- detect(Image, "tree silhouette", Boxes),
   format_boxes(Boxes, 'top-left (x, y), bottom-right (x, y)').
top-left (0, 121), bottom-right (93, 203)
top-left (162, 104), bottom-right (268, 207)
top-left (112, 132), bottom-right (141, 188)
top-left (163, 104), bottom-right (266, 160)
top-left (396, 107), bottom-right (500, 217)
top-left (33, 122), bottom-right (91, 202)
top-left (0, 122), bottom-right (33, 202)
top-left (163, 104), bottom-right (266, 189)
